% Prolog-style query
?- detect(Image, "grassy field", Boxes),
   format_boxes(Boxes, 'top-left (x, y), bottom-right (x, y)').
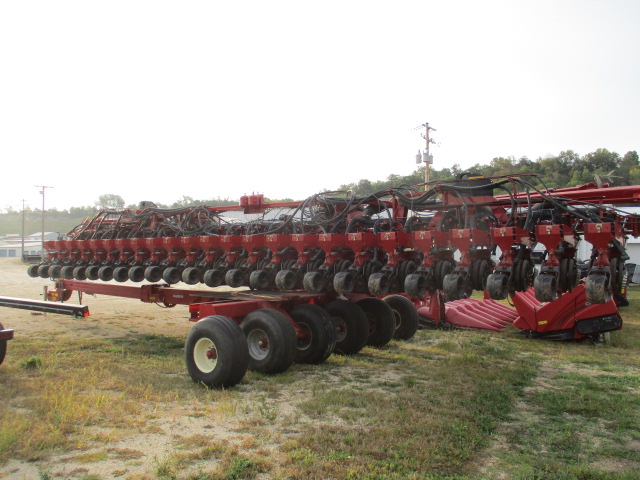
top-left (1, 287), bottom-right (639, 479)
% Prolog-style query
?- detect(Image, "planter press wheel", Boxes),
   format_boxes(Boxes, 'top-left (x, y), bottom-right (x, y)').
top-left (486, 273), bottom-right (509, 300)
top-left (162, 267), bottom-right (182, 285)
top-left (27, 265), bottom-right (40, 278)
top-left (249, 270), bottom-right (270, 290)
top-left (289, 304), bottom-right (336, 364)
top-left (404, 273), bottom-right (428, 299)
top-left (323, 299), bottom-right (369, 355)
top-left (434, 260), bottom-right (454, 290)
top-left (333, 271), bottom-right (355, 294)
top-left (225, 269), bottom-right (245, 288)
top-left (185, 315), bottom-right (249, 388)
top-left (182, 267), bottom-right (201, 285)
top-left (534, 274), bottom-right (558, 303)
top-left (585, 274), bottom-right (610, 304)
top-left (38, 264), bottom-right (50, 278)
top-left (275, 270), bottom-right (296, 291)
top-left (356, 297), bottom-right (395, 347)
top-left (113, 267), bottom-right (129, 283)
top-left (558, 258), bottom-right (577, 293)
top-left (382, 294), bottom-right (419, 341)
top-left (303, 271), bottom-right (326, 293)
top-left (368, 272), bottom-right (390, 296)
top-left (86, 266), bottom-right (100, 281)
top-left (470, 259), bottom-right (492, 291)
top-left (128, 266), bottom-right (145, 282)
top-left (48, 264), bottom-right (62, 279)
top-left (98, 266), bottom-right (114, 282)
top-left (203, 268), bottom-right (224, 287)
top-left (443, 273), bottom-right (467, 301)
top-left (240, 309), bottom-right (297, 374)
top-left (72, 266), bottom-right (87, 281)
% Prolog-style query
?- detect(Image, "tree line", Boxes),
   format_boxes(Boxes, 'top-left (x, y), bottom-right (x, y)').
top-left (2, 147), bottom-right (638, 220)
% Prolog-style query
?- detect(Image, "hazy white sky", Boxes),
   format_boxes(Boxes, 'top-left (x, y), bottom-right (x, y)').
top-left (1, 0), bottom-right (638, 211)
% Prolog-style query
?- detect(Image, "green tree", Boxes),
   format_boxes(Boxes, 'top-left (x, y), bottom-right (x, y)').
top-left (95, 194), bottom-right (125, 209)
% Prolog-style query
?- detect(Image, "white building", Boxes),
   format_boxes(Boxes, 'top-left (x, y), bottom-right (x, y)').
top-left (0, 232), bottom-right (59, 259)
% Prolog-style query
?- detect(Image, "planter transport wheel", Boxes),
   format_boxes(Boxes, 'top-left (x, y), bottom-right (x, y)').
top-left (240, 309), bottom-right (297, 374)
top-left (185, 315), bottom-right (249, 388)
top-left (383, 295), bottom-right (419, 341)
top-left (289, 304), bottom-right (336, 364)
top-left (323, 300), bottom-right (369, 355)
top-left (356, 297), bottom-right (395, 347)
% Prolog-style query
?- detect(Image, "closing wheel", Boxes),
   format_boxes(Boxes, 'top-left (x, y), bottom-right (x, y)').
top-left (303, 271), bottom-right (326, 293)
top-left (182, 267), bottom-right (201, 285)
top-left (434, 260), bottom-right (454, 290)
top-left (144, 266), bottom-right (162, 283)
top-left (38, 265), bottom-right (50, 278)
top-left (225, 269), bottom-right (245, 288)
top-left (0, 321), bottom-right (7, 366)
top-left (333, 271), bottom-right (354, 294)
top-left (383, 295), bottom-right (419, 341)
top-left (443, 273), bottom-right (465, 301)
top-left (289, 304), bottom-right (336, 364)
top-left (534, 274), bottom-right (558, 303)
top-left (203, 268), bottom-right (224, 287)
top-left (128, 266), bottom-right (145, 282)
top-left (61, 266), bottom-right (76, 280)
top-left (404, 273), bottom-right (427, 298)
top-left (275, 270), bottom-right (296, 291)
top-left (98, 266), bottom-right (114, 282)
top-left (48, 265), bottom-right (62, 278)
top-left (323, 300), bottom-right (369, 355)
top-left (249, 270), bottom-right (270, 290)
top-left (185, 315), bottom-right (249, 388)
top-left (163, 267), bottom-right (181, 285)
top-left (240, 309), bottom-right (297, 374)
top-left (368, 272), bottom-right (390, 296)
top-left (486, 273), bottom-right (509, 300)
top-left (586, 274), bottom-right (611, 304)
top-left (86, 266), bottom-right (100, 280)
top-left (356, 297), bottom-right (395, 347)
top-left (72, 266), bottom-right (87, 281)
top-left (27, 265), bottom-right (40, 278)
top-left (113, 267), bottom-right (129, 283)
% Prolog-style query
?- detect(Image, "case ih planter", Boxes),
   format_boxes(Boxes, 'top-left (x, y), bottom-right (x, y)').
top-left (5, 173), bottom-right (639, 386)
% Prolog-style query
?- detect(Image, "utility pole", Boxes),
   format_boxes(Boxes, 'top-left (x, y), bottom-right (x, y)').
top-left (414, 122), bottom-right (437, 190)
top-left (35, 185), bottom-right (54, 260)
top-left (21, 199), bottom-right (26, 262)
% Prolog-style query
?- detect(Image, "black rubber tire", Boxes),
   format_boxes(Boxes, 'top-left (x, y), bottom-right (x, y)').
top-left (144, 266), bottom-right (162, 283)
top-left (324, 300), bottom-right (369, 355)
top-left (289, 304), bottom-right (336, 364)
top-left (333, 271), bottom-right (354, 294)
top-left (128, 266), bottom-right (145, 282)
top-left (72, 266), bottom-right (87, 281)
top-left (443, 273), bottom-right (464, 301)
top-left (98, 266), bottom-right (114, 282)
top-left (249, 270), bottom-right (270, 290)
top-left (303, 271), bottom-right (326, 293)
top-left (586, 274), bottom-right (610, 304)
top-left (225, 269), bottom-right (245, 288)
top-left (38, 264), bottom-right (50, 278)
top-left (240, 309), bottom-right (297, 374)
top-left (368, 272), bottom-right (390, 296)
top-left (185, 315), bottom-right (249, 388)
top-left (163, 267), bottom-right (181, 285)
top-left (182, 267), bottom-right (201, 285)
top-left (404, 273), bottom-right (427, 299)
top-left (356, 297), bottom-right (396, 347)
top-left (113, 267), bottom-right (129, 283)
top-left (486, 273), bottom-right (508, 300)
top-left (0, 321), bottom-right (6, 366)
top-left (383, 295), bottom-right (419, 341)
top-left (86, 266), bottom-right (100, 281)
top-left (60, 265), bottom-right (75, 280)
top-left (534, 274), bottom-right (557, 303)
top-left (275, 270), bottom-right (296, 291)
top-left (27, 265), bottom-right (40, 278)
top-left (48, 265), bottom-right (62, 278)
top-left (203, 268), bottom-right (224, 287)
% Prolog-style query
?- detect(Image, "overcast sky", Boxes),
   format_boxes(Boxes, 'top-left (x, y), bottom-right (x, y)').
top-left (1, 0), bottom-right (638, 211)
